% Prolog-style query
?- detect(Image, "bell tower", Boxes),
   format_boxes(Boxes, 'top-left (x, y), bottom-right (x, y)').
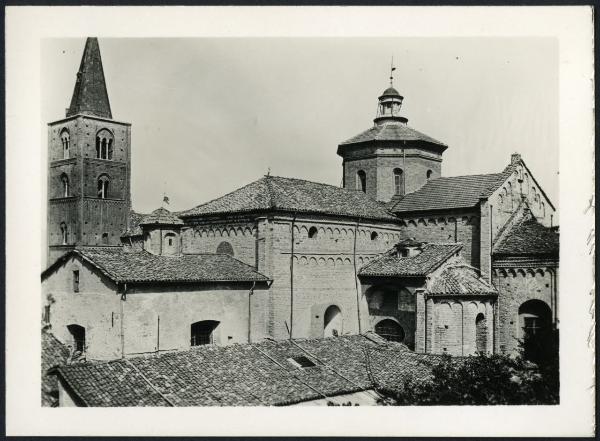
top-left (47, 37), bottom-right (131, 262)
top-left (337, 64), bottom-right (448, 203)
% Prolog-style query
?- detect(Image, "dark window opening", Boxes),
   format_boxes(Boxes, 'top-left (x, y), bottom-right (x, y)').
top-left (289, 356), bottom-right (316, 368)
top-left (190, 320), bottom-right (219, 346)
top-left (61, 174), bottom-right (69, 197)
top-left (426, 169), bottom-right (433, 180)
top-left (519, 299), bottom-right (552, 362)
top-left (72, 270), bottom-right (80, 292)
top-left (475, 313), bottom-right (487, 353)
top-left (101, 233), bottom-right (109, 245)
top-left (375, 319), bottom-right (405, 343)
top-left (60, 222), bottom-right (68, 245)
top-left (97, 175), bottom-right (109, 199)
top-left (356, 170), bottom-right (366, 193)
top-left (43, 304), bottom-right (51, 323)
top-left (393, 168), bottom-right (404, 196)
top-left (216, 241), bottom-right (234, 256)
top-left (67, 324), bottom-right (85, 353)
top-left (308, 226), bottom-right (318, 239)
top-left (370, 231), bottom-right (378, 241)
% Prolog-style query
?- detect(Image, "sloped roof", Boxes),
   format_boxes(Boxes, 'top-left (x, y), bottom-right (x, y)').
top-left (390, 167), bottom-right (514, 214)
top-left (52, 333), bottom-right (445, 407)
top-left (67, 38), bottom-right (112, 119)
top-left (428, 264), bottom-right (497, 297)
top-left (42, 248), bottom-right (269, 284)
top-left (42, 330), bottom-right (70, 407)
top-left (179, 175), bottom-right (397, 221)
top-left (494, 218), bottom-right (559, 257)
top-left (122, 210), bottom-right (147, 237)
top-left (139, 207), bottom-right (183, 226)
top-left (359, 243), bottom-right (462, 277)
top-left (339, 121), bottom-right (446, 147)
top-left (381, 86), bottom-right (401, 97)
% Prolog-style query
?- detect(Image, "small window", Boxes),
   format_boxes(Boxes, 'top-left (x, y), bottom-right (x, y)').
top-left (43, 304), bottom-right (51, 323)
top-left (60, 222), bottom-right (68, 245)
top-left (101, 233), bottom-right (109, 245)
top-left (72, 270), bottom-right (80, 292)
top-left (216, 241), bottom-right (234, 256)
top-left (426, 169), bottom-right (433, 180)
top-left (60, 129), bottom-right (70, 160)
top-left (97, 175), bottom-right (109, 199)
top-left (393, 168), bottom-right (404, 196)
top-left (61, 174), bottom-right (69, 197)
top-left (356, 170), bottom-right (366, 193)
top-left (375, 319), bottom-right (405, 343)
top-left (308, 226), bottom-right (318, 239)
top-left (168, 238), bottom-right (173, 246)
top-left (96, 129), bottom-right (114, 160)
top-left (67, 324), bottom-right (85, 353)
top-left (190, 320), bottom-right (219, 346)
top-left (288, 356), bottom-right (316, 369)
top-left (370, 231), bottom-right (378, 241)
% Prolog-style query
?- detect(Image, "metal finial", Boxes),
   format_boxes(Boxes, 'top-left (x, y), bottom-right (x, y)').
top-left (389, 56), bottom-right (396, 86)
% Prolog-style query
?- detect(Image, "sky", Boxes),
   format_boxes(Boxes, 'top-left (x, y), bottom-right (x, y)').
top-left (42, 37), bottom-right (558, 215)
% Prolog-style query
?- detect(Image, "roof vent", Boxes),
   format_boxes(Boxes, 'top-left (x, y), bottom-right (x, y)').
top-left (288, 356), bottom-right (316, 369)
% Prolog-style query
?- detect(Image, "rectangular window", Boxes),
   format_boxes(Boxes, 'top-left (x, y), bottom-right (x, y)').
top-left (73, 270), bottom-right (80, 292)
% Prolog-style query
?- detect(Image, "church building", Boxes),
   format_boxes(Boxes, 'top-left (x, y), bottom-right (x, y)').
top-left (42, 38), bottom-right (559, 364)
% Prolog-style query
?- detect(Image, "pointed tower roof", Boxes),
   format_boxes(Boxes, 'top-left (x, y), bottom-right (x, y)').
top-left (66, 38), bottom-right (112, 119)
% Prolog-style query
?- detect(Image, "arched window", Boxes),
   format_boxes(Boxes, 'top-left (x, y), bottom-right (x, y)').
top-left (216, 241), bottom-right (234, 256)
top-left (67, 324), bottom-right (86, 353)
top-left (393, 168), bottom-right (404, 196)
top-left (101, 233), bottom-right (109, 245)
top-left (370, 231), bottom-right (378, 241)
top-left (366, 286), bottom-right (398, 312)
top-left (356, 170), bottom-right (366, 193)
top-left (519, 299), bottom-right (552, 362)
top-left (308, 226), bottom-right (318, 239)
top-left (61, 174), bottom-right (69, 197)
top-left (60, 129), bottom-right (70, 159)
top-left (190, 320), bottom-right (219, 346)
top-left (324, 305), bottom-right (342, 337)
top-left (498, 194), bottom-right (504, 206)
top-left (541, 202), bottom-right (546, 217)
top-left (95, 129), bottom-right (114, 160)
top-left (475, 313), bottom-right (487, 353)
top-left (97, 175), bottom-right (110, 199)
top-left (60, 222), bottom-right (68, 245)
top-left (375, 319), bottom-right (405, 343)
top-left (426, 169), bottom-right (433, 180)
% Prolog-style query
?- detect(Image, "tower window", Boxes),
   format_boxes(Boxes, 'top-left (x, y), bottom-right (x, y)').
top-left (393, 168), bottom-right (404, 196)
top-left (95, 129), bottom-right (114, 160)
top-left (60, 129), bottom-right (70, 159)
top-left (426, 170), bottom-right (433, 180)
top-left (356, 170), bottom-right (366, 193)
top-left (97, 175), bottom-right (110, 199)
top-left (61, 174), bottom-right (69, 197)
top-left (60, 222), bottom-right (68, 245)
top-left (308, 226), bottom-right (318, 239)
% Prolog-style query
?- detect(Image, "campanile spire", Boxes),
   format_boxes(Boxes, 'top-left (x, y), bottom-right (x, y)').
top-left (66, 37), bottom-right (112, 119)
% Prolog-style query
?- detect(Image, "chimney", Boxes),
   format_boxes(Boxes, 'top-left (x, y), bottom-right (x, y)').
top-left (511, 153), bottom-right (521, 165)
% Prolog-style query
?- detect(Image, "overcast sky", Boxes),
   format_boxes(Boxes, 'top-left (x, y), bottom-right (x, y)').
top-left (42, 38), bottom-right (558, 215)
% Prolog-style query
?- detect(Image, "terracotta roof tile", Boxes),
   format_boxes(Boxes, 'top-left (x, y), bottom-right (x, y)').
top-left (42, 330), bottom-right (70, 407)
top-left (53, 334), bottom-right (443, 406)
top-left (339, 121), bottom-right (446, 147)
top-left (42, 248), bottom-right (269, 284)
top-left (122, 210), bottom-right (147, 237)
top-left (359, 243), bottom-right (462, 277)
top-left (179, 175), bottom-right (397, 221)
top-left (494, 219), bottom-right (559, 257)
top-left (139, 207), bottom-right (183, 226)
top-left (428, 264), bottom-right (497, 296)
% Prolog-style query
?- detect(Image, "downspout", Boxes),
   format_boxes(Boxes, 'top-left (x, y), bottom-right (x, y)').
top-left (424, 293), bottom-right (428, 353)
top-left (289, 213), bottom-right (297, 340)
top-left (461, 302), bottom-right (464, 356)
top-left (489, 205), bottom-right (493, 283)
top-left (120, 283), bottom-right (127, 359)
top-left (353, 217), bottom-right (362, 334)
top-left (248, 280), bottom-right (256, 343)
top-left (156, 315), bottom-right (160, 353)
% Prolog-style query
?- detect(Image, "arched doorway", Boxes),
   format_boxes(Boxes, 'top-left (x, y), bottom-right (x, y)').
top-left (67, 324), bottom-right (86, 353)
top-left (475, 313), bottom-right (487, 353)
top-left (519, 300), bottom-right (552, 362)
top-left (375, 319), bottom-right (405, 343)
top-left (324, 305), bottom-right (342, 337)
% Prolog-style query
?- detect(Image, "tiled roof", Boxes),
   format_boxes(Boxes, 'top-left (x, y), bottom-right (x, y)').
top-left (428, 264), bottom-right (497, 297)
top-left (42, 330), bottom-right (70, 407)
top-left (494, 218), bottom-right (559, 257)
top-left (139, 207), bottom-right (183, 226)
top-left (339, 121), bottom-right (446, 147)
top-left (42, 248), bottom-right (269, 284)
top-left (390, 166), bottom-right (515, 213)
top-left (381, 87), bottom-right (401, 97)
top-left (179, 175), bottom-right (397, 221)
top-left (52, 334), bottom-right (444, 407)
top-left (359, 243), bottom-right (462, 277)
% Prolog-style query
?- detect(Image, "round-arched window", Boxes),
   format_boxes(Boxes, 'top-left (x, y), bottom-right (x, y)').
top-left (324, 305), bottom-right (342, 337)
top-left (60, 129), bottom-right (70, 159)
top-left (308, 226), bottom-right (318, 239)
top-left (216, 241), bottom-right (234, 256)
top-left (356, 170), bottom-right (366, 193)
top-left (374, 319), bottom-right (405, 343)
top-left (393, 168), bottom-right (404, 195)
top-left (95, 129), bottom-right (114, 160)
top-left (370, 231), bottom-right (378, 241)
top-left (426, 169), bottom-right (433, 180)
